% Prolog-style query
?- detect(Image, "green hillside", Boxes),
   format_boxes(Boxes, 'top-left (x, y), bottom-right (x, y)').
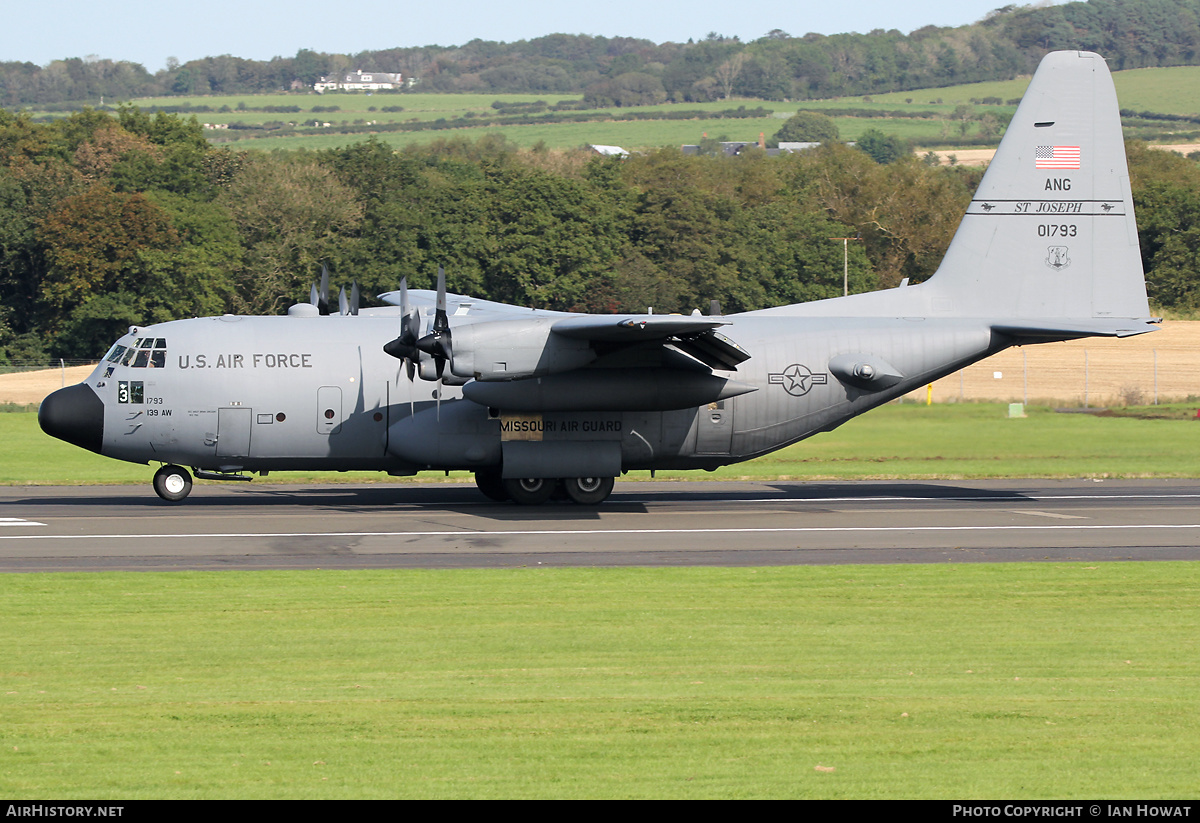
top-left (107, 65), bottom-right (1200, 153)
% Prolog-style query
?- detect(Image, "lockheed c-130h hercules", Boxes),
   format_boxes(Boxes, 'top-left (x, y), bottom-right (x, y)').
top-left (39, 51), bottom-right (1157, 506)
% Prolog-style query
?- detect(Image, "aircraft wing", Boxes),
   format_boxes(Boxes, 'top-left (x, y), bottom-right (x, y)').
top-left (551, 314), bottom-right (725, 341)
top-left (552, 315), bottom-right (750, 372)
top-left (378, 289), bottom-right (568, 321)
top-left (381, 285), bottom-right (752, 374)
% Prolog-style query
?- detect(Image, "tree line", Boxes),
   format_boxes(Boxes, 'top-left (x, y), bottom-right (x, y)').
top-left (2, 107), bottom-right (1199, 364)
top-left (5, 1), bottom-right (1200, 107)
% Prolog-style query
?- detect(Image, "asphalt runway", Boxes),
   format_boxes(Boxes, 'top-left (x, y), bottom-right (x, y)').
top-left (3, 479), bottom-right (1200, 571)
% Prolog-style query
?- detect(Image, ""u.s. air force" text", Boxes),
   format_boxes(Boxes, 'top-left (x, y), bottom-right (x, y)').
top-left (177, 353), bottom-right (313, 369)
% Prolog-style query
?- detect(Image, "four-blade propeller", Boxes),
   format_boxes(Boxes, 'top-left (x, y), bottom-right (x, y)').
top-left (415, 265), bottom-right (453, 380)
top-left (309, 263), bottom-right (359, 316)
top-left (382, 277), bottom-right (421, 382)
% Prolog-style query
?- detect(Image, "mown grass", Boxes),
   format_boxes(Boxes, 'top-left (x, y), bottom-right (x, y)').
top-left (2, 563), bottom-right (1198, 798)
top-left (198, 65), bottom-right (1200, 152)
top-left (4, 403), bottom-right (1197, 487)
top-left (236, 116), bottom-right (794, 152)
top-left (30, 64), bottom-right (1200, 155)
top-left (832, 64), bottom-right (1200, 116)
top-left (238, 113), bottom-right (955, 153)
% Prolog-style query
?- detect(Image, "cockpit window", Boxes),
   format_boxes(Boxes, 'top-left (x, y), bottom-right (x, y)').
top-left (117, 338), bottom-right (168, 368)
top-left (105, 344), bottom-right (127, 363)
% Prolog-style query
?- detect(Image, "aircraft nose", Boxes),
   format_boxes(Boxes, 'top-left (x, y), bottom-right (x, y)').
top-left (39, 383), bottom-right (105, 454)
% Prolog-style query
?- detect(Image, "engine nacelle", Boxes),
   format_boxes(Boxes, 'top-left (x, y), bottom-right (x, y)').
top-left (449, 319), bottom-right (595, 381)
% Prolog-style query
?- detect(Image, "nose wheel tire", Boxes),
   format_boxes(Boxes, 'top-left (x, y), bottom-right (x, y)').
top-left (562, 476), bottom-right (615, 505)
top-left (502, 477), bottom-right (557, 506)
top-left (153, 465), bottom-right (193, 502)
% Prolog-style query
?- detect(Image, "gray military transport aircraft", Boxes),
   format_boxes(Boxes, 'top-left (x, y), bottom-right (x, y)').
top-left (39, 51), bottom-right (1157, 506)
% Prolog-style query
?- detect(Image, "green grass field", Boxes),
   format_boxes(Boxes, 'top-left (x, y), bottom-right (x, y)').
top-left (236, 113), bottom-right (954, 153)
top-left (28, 63), bottom-right (1200, 154)
top-left (3, 403), bottom-right (1197, 487)
top-left (6, 403), bottom-right (1200, 798)
top-left (3, 563), bottom-right (1199, 798)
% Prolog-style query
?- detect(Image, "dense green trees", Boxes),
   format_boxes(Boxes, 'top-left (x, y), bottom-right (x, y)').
top-left (1127, 142), bottom-right (1200, 310)
top-left (772, 112), bottom-right (840, 145)
top-left (9, 2), bottom-right (1200, 107)
top-left (855, 129), bottom-right (913, 165)
top-left (0, 109), bottom-right (246, 359)
top-left (3, 107), bottom-right (1200, 365)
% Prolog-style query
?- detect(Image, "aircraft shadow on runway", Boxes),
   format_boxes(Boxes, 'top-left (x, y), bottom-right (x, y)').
top-left (11, 480), bottom-right (1037, 523)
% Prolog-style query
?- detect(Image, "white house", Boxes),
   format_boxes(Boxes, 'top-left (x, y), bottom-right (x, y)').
top-left (314, 70), bottom-right (403, 93)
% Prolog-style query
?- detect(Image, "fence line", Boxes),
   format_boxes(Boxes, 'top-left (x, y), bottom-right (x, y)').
top-left (0, 360), bottom-right (97, 375)
top-left (905, 331), bottom-right (1200, 405)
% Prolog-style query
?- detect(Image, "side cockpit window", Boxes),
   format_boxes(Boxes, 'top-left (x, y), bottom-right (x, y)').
top-left (117, 338), bottom-right (167, 368)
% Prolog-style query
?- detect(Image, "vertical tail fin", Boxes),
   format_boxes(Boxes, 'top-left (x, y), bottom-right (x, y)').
top-left (928, 50), bottom-right (1151, 324)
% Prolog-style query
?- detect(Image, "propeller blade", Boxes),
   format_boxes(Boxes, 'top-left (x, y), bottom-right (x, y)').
top-left (400, 277), bottom-right (419, 341)
top-left (383, 276), bottom-right (424, 378)
top-left (318, 263), bottom-right (330, 314)
top-left (350, 281), bottom-right (360, 316)
top-left (435, 264), bottom-right (447, 327)
top-left (310, 282), bottom-right (319, 307)
top-left (338, 286), bottom-right (349, 316)
top-left (710, 299), bottom-right (722, 317)
top-left (415, 263), bottom-right (454, 379)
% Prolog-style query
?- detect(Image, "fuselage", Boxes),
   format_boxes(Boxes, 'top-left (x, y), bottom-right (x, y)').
top-left (41, 307), bottom-right (1004, 478)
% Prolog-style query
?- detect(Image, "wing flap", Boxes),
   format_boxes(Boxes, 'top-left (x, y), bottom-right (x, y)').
top-left (670, 330), bottom-right (751, 370)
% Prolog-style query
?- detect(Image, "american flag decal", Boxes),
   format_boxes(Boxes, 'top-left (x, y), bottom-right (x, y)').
top-left (1036, 145), bottom-right (1081, 169)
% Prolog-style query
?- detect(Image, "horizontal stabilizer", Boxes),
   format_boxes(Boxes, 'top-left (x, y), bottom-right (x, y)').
top-left (992, 319), bottom-right (1160, 341)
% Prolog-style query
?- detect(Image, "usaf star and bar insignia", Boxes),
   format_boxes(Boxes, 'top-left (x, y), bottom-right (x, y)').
top-left (768, 364), bottom-right (828, 396)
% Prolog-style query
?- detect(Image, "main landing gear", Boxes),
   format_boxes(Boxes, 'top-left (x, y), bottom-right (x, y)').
top-left (152, 464), bottom-right (193, 502)
top-left (473, 470), bottom-right (615, 506)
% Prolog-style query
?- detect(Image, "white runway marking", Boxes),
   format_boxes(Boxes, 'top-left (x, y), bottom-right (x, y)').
top-left (0, 518), bottom-right (45, 527)
top-left (1010, 510), bottom-right (1089, 520)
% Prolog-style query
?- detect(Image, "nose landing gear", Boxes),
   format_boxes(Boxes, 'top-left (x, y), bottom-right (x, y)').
top-left (152, 464), bottom-right (193, 502)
